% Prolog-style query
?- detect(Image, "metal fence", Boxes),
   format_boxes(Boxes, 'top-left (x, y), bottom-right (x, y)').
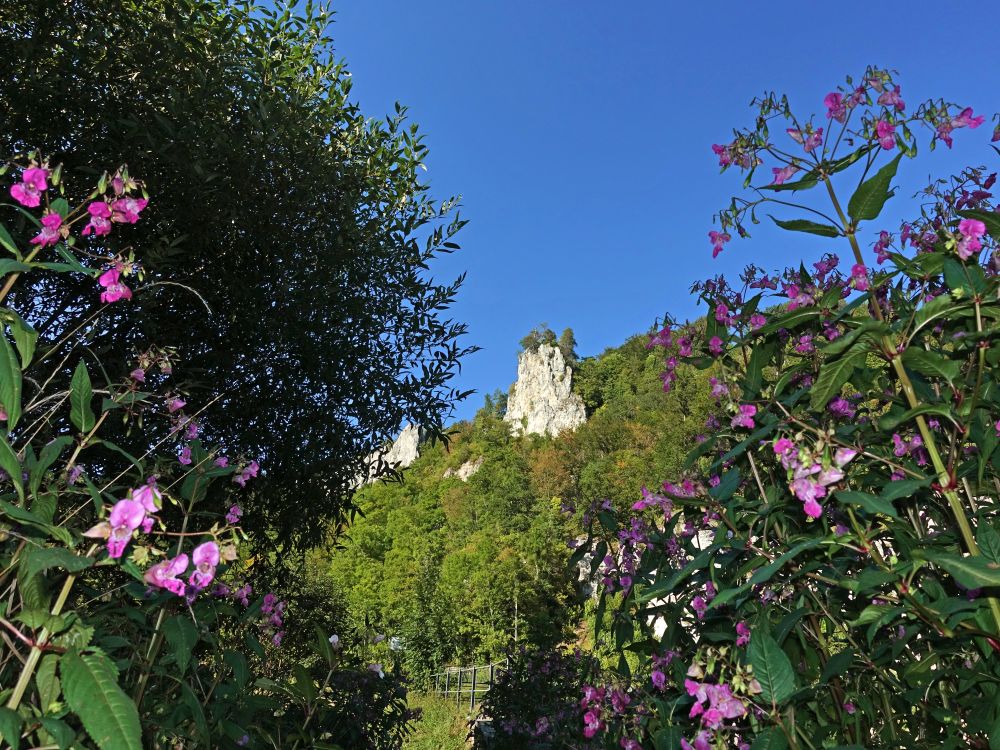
top-left (429, 659), bottom-right (508, 712)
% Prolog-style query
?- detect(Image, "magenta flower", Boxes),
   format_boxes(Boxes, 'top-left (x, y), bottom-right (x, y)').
top-left (651, 669), bottom-right (666, 690)
top-left (957, 218), bottom-right (986, 260)
top-left (995, 420), bottom-right (1000, 438)
top-left (771, 164), bottom-right (799, 185)
top-left (851, 262), bottom-right (870, 291)
top-left (234, 460), bottom-right (260, 487)
top-left (167, 397), bottom-right (186, 413)
top-left (794, 334), bottom-right (815, 354)
top-left (130, 368), bottom-right (145, 382)
top-left (144, 553), bottom-right (189, 596)
top-left (107, 499), bottom-right (146, 558)
top-left (82, 201), bottom-right (113, 237)
top-left (877, 86), bottom-right (905, 112)
top-left (179, 446), bottom-right (192, 465)
top-left (735, 621), bottom-right (751, 647)
top-left (709, 230), bottom-right (730, 258)
top-left (824, 92), bottom-right (847, 122)
top-left (184, 421), bottom-right (199, 440)
top-left (226, 504), bottom-right (243, 525)
top-left (188, 541), bottom-right (220, 590)
top-left (835, 447), bottom-right (858, 466)
top-left (711, 143), bottom-right (732, 167)
top-left (875, 119), bottom-right (896, 150)
top-left (98, 266), bottom-right (133, 304)
top-left (953, 107), bottom-right (985, 130)
top-left (731, 404), bottom-right (756, 429)
top-left (749, 313), bottom-right (766, 331)
top-left (708, 336), bottom-right (723, 357)
top-left (804, 127), bottom-right (823, 152)
top-left (215, 455), bottom-right (229, 467)
top-left (30, 213), bottom-right (62, 248)
top-left (582, 709), bottom-right (603, 738)
top-left (10, 167), bottom-right (49, 207)
top-left (110, 196), bottom-right (148, 224)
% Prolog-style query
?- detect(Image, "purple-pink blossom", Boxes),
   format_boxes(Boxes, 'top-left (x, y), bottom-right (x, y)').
top-left (10, 167), bottom-right (48, 207)
top-left (736, 621), bottom-right (751, 647)
top-left (111, 196), bottom-right (148, 224)
top-left (98, 266), bottom-right (132, 304)
top-left (144, 553), bottom-right (189, 596)
top-left (107, 499), bottom-right (146, 558)
top-left (178, 446), bottom-right (192, 465)
top-left (957, 218), bottom-right (986, 260)
top-left (30, 213), bottom-right (62, 248)
top-left (851, 262), bottom-right (870, 291)
top-left (824, 92), bottom-right (847, 122)
top-left (709, 230), bottom-right (730, 259)
top-left (731, 404), bottom-right (756, 429)
top-left (82, 202), bottom-right (113, 237)
top-left (771, 164), bottom-right (799, 185)
top-left (167, 397), bottom-right (186, 413)
top-left (188, 541), bottom-right (220, 590)
top-left (876, 120), bottom-right (896, 150)
top-left (708, 336), bottom-right (723, 357)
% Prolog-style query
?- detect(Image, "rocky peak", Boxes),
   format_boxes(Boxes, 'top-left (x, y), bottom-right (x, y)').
top-left (504, 344), bottom-right (586, 437)
top-left (357, 424), bottom-right (427, 486)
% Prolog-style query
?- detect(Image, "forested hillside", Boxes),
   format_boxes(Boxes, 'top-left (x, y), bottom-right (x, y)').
top-left (309, 330), bottom-right (715, 685)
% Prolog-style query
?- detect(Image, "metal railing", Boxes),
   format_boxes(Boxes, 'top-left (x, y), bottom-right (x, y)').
top-left (429, 659), bottom-right (508, 713)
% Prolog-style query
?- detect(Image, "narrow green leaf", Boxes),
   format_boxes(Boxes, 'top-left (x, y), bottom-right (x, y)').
top-left (0, 434), bottom-right (24, 501)
top-left (36, 653), bottom-right (62, 711)
top-left (759, 173), bottom-right (818, 193)
top-left (5, 309), bottom-right (38, 369)
top-left (749, 630), bottom-right (796, 704)
top-left (901, 347), bottom-right (961, 385)
top-left (923, 551), bottom-right (1000, 588)
top-left (826, 144), bottom-right (874, 176)
top-left (880, 478), bottom-right (930, 501)
top-left (39, 717), bottom-right (75, 749)
top-left (822, 320), bottom-right (887, 357)
top-left (0, 333), bottom-right (22, 428)
top-left (0, 222), bottom-right (19, 256)
top-left (878, 403), bottom-right (955, 431)
top-left (163, 615), bottom-right (199, 674)
top-left (835, 490), bottom-right (897, 518)
top-left (810, 351), bottom-right (864, 410)
top-left (70, 360), bottom-right (95, 433)
top-left (769, 215), bottom-right (841, 237)
top-left (747, 539), bottom-right (823, 586)
top-left (60, 649), bottom-right (142, 750)
top-left (848, 153), bottom-right (902, 222)
top-left (50, 198), bottom-right (70, 219)
top-left (31, 435), bottom-right (73, 498)
top-left (0, 706), bottom-right (22, 750)
top-left (0, 259), bottom-right (33, 275)
top-left (819, 650), bottom-right (855, 683)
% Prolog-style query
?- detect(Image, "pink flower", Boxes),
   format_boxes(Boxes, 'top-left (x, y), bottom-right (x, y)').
top-left (714, 303), bottom-right (731, 323)
top-left (130, 368), bottom-right (145, 382)
top-left (711, 143), bottom-right (732, 167)
top-left (234, 460), bottom-right (260, 487)
top-left (82, 202), bottom-right (113, 237)
top-left (110, 196), bottom-right (148, 224)
top-left (188, 541), bottom-right (220, 590)
top-left (178, 446), bottom-right (192, 465)
top-left (709, 230), bottom-right (730, 258)
top-left (10, 167), bottom-right (48, 207)
top-left (215, 455), bottom-right (229, 467)
top-left (583, 710), bottom-right (603, 738)
top-left (30, 213), bottom-right (62, 247)
top-left (877, 86), bottom-right (905, 112)
top-left (791, 478), bottom-right (825, 518)
top-left (130, 482), bottom-right (162, 513)
top-left (144, 553), bottom-right (189, 596)
top-left (786, 128), bottom-right (804, 144)
top-left (953, 107), bottom-right (985, 130)
top-left (851, 262), bottom-right (870, 291)
top-left (794, 334), bottom-right (815, 354)
top-left (107, 499), bottom-right (146, 558)
top-left (824, 92), bottom-right (847, 122)
top-left (708, 336), bottom-right (723, 357)
top-left (773, 437), bottom-right (795, 455)
top-left (876, 119), bottom-right (896, 150)
top-left (835, 447), bottom-right (858, 466)
top-left (167, 397), bottom-right (186, 413)
top-left (804, 127), bottom-right (823, 152)
top-left (98, 266), bottom-right (132, 304)
top-left (736, 621), bottom-right (751, 647)
top-left (771, 164), bottom-right (799, 185)
top-left (226, 504), bottom-right (243, 524)
top-left (749, 313), bottom-right (766, 331)
top-left (957, 218), bottom-right (986, 260)
top-left (731, 404), bottom-right (757, 429)
top-left (651, 669), bottom-right (666, 690)
top-left (995, 420), bottom-right (1000, 438)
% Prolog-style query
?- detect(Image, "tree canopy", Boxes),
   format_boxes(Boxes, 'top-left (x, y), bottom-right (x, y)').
top-left (0, 0), bottom-right (474, 551)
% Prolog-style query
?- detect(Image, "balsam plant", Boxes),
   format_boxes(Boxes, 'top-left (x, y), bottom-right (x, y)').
top-left (0, 156), bottom-right (411, 748)
top-left (579, 68), bottom-right (1000, 749)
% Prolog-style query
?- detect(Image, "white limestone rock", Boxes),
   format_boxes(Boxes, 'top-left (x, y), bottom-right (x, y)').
top-left (357, 424), bottom-right (427, 486)
top-left (504, 344), bottom-right (586, 437)
top-left (443, 456), bottom-right (484, 481)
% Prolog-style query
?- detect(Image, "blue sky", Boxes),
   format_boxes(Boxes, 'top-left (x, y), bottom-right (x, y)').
top-left (331, 0), bottom-right (1000, 423)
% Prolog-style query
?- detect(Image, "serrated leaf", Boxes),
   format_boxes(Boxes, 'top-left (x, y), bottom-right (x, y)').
top-left (819, 649), bottom-right (855, 683)
top-left (0, 706), bottom-right (22, 750)
top-left (923, 551), bottom-right (1000, 588)
top-left (769, 215), bottom-right (841, 237)
top-left (70, 360), bottom-right (95, 433)
top-left (902, 347), bottom-right (961, 385)
top-left (822, 320), bottom-right (888, 357)
top-left (751, 728), bottom-right (789, 750)
top-left (22, 546), bottom-right (94, 582)
top-left (37, 653), bottom-right (62, 711)
top-left (810, 351), bottom-right (864, 410)
top-left (163, 615), bottom-right (199, 674)
top-left (848, 153), bottom-right (902, 222)
top-left (749, 630), bottom-right (796, 704)
top-left (39, 717), bottom-right (75, 749)
top-left (880, 478), bottom-right (930, 501)
top-left (0, 332), bottom-right (22, 428)
top-left (60, 649), bottom-right (142, 750)
top-left (977, 521), bottom-right (1000, 564)
top-left (836, 490), bottom-right (898, 518)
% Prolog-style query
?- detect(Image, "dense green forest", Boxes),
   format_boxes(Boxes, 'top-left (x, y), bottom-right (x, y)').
top-left (308, 329), bottom-right (715, 686)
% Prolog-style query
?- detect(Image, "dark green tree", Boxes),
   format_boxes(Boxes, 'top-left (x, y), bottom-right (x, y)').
top-left (558, 326), bottom-right (578, 365)
top-left (0, 0), bottom-right (474, 551)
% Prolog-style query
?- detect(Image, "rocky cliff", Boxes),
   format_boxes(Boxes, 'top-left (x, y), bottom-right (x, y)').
top-left (357, 424), bottom-right (427, 485)
top-left (504, 344), bottom-right (586, 437)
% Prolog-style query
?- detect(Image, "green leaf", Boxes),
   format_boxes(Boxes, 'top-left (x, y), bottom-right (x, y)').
top-left (224, 650), bottom-right (249, 688)
top-left (747, 539), bottom-right (823, 587)
top-left (878, 403), bottom-right (955, 431)
top-left (901, 347), bottom-right (961, 385)
top-left (0, 434), bottom-right (24, 502)
top-left (0, 706), bottom-right (22, 750)
top-left (943, 256), bottom-right (986, 295)
top-left (977, 521), bottom-right (1000, 564)
top-left (178, 683), bottom-right (210, 746)
top-left (162, 615), bottom-right (200, 674)
top-left (21, 546), bottom-right (93, 582)
top-left (31, 435), bottom-right (73, 498)
top-left (749, 630), bottom-right (796, 704)
top-left (835, 490), bottom-right (898, 518)
top-left (819, 650), bottom-right (855, 683)
top-left (826, 144), bottom-right (874, 176)
top-left (880, 478), bottom-right (930, 501)
top-left (744, 342), bottom-right (775, 399)
top-left (848, 153), bottom-right (902, 222)
top-left (60, 648), bottom-right (142, 750)
top-left (759, 173), bottom-right (818, 193)
top-left (36, 653), bottom-right (62, 711)
top-left (0, 259), bottom-right (33, 276)
top-left (810, 351), bottom-right (865, 410)
top-left (39, 718), bottom-right (75, 750)
top-left (50, 198), bottom-right (70, 219)
top-left (70, 360), bottom-right (95, 433)
top-left (958, 208), bottom-right (1000, 243)
top-left (923, 552), bottom-right (1000, 589)
top-left (751, 728), bottom-right (789, 750)
top-left (912, 294), bottom-right (961, 337)
top-left (0, 332), bottom-right (22, 428)
top-left (0, 222), bottom-right (19, 256)
top-left (4, 309), bottom-right (38, 369)
top-left (822, 320), bottom-right (887, 357)
top-left (769, 215), bottom-right (841, 238)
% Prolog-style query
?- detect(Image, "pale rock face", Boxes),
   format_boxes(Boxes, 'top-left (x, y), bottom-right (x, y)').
top-left (357, 424), bottom-right (426, 486)
top-left (504, 344), bottom-right (586, 437)
top-left (443, 456), bottom-right (484, 481)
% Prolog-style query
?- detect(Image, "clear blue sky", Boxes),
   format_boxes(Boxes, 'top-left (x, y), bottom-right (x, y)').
top-left (331, 0), bottom-right (999, 424)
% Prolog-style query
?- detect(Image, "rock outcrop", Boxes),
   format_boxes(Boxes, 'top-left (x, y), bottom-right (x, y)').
top-left (443, 456), bottom-right (484, 481)
top-left (504, 344), bottom-right (586, 437)
top-left (357, 424), bottom-right (427, 485)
